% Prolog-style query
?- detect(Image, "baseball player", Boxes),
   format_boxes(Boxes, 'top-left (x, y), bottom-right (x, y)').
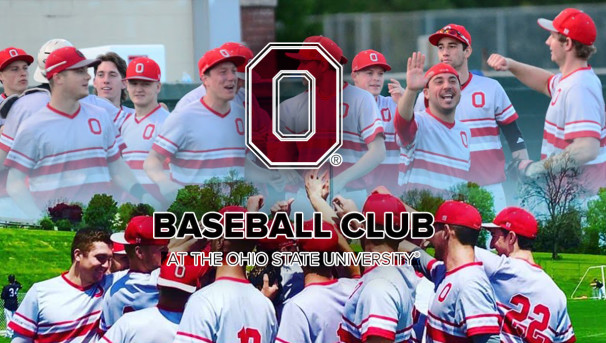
top-left (8, 228), bottom-right (117, 343)
top-left (0, 47), bottom-right (33, 102)
top-left (487, 8), bottom-right (605, 194)
top-left (144, 47), bottom-right (247, 203)
top-left (175, 205), bottom-right (278, 343)
top-left (396, 53), bottom-right (471, 195)
top-left (100, 257), bottom-right (208, 343)
top-left (337, 190), bottom-right (419, 343)
top-left (2, 275), bottom-right (22, 338)
top-left (415, 24), bottom-right (528, 210)
top-left (479, 207), bottom-right (575, 342)
top-left (3, 46), bottom-right (151, 218)
top-left (403, 201), bottom-right (501, 343)
top-left (99, 216), bottom-right (169, 334)
top-left (109, 234), bottom-right (129, 273)
top-left (350, 49), bottom-right (402, 193)
top-left (119, 57), bottom-right (168, 200)
top-left (93, 52), bottom-right (133, 129)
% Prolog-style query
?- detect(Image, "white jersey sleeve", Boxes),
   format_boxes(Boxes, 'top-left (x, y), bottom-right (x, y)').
top-left (473, 247), bottom-right (506, 279)
top-left (152, 110), bottom-right (187, 158)
top-left (492, 83), bottom-right (517, 125)
top-left (174, 85), bottom-right (206, 112)
top-left (8, 283), bottom-right (39, 338)
top-left (276, 301), bottom-right (311, 343)
top-left (457, 277), bottom-right (501, 337)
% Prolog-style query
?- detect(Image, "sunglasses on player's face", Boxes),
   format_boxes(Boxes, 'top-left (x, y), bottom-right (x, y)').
top-left (437, 27), bottom-right (470, 46)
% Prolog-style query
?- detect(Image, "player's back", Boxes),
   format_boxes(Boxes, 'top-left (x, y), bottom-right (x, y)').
top-left (176, 277), bottom-right (277, 343)
top-left (174, 84), bottom-right (206, 112)
top-left (277, 278), bottom-right (358, 343)
top-left (100, 306), bottom-right (181, 343)
top-left (474, 248), bottom-right (575, 343)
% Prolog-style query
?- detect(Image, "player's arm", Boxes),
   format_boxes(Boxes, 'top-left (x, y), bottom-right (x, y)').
top-left (6, 168), bottom-right (42, 219)
top-left (526, 136), bottom-right (600, 177)
top-left (487, 54), bottom-right (553, 96)
top-left (143, 149), bottom-right (180, 203)
top-left (332, 135), bottom-right (386, 194)
top-left (397, 52), bottom-right (426, 122)
top-left (499, 121), bottom-right (529, 160)
top-left (108, 158), bottom-right (160, 208)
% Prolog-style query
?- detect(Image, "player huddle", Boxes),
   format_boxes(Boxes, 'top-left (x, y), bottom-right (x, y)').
top-left (0, 6), bottom-right (600, 343)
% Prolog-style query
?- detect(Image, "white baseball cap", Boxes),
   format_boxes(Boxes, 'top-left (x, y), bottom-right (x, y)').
top-left (34, 38), bottom-right (73, 83)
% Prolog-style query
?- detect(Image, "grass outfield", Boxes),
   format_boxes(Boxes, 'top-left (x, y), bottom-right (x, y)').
top-left (0, 228), bottom-right (605, 342)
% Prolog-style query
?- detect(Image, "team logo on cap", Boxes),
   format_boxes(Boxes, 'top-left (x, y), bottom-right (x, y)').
top-left (8, 49), bottom-right (18, 57)
top-left (506, 222), bottom-right (512, 228)
top-left (442, 215), bottom-right (447, 221)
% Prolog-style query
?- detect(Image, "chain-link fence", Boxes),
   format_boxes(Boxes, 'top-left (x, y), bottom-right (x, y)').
top-left (320, 4), bottom-right (606, 74)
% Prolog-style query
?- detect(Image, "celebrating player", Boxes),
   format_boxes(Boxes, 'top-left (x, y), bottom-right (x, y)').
top-left (479, 207), bottom-right (575, 342)
top-left (487, 8), bottom-right (605, 194)
top-left (144, 47), bottom-right (247, 203)
top-left (415, 24), bottom-right (528, 210)
top-left (0, 47), bottom-right (33, 103)
top-left (175, 205), bottom-right (278, 343)
top-left (99, 216), bottom-right (169, 334)
top-left (396, 52), bottom-right (471, 194)
top-left (119, 57), bottom-right (168, 201)
top-left (93, 52), bottom-right (133, 128)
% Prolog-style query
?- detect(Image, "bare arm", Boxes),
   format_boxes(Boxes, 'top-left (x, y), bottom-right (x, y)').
top-left (332, 136), bottom-right (386, 194)
top-left (6, 168), bottom-right (42, 219)
top-left (397, 52), bottom-right (427, 123)
top-left (143, 149), bottom-right (180, 203)
top-left (526, 137), bottom-right (600, 176)
top-left (487, 54), bottom-right (553, 96)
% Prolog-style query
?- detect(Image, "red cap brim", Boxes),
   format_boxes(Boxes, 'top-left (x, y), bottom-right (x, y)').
top-left (0, 55), bottom-right (34, 70)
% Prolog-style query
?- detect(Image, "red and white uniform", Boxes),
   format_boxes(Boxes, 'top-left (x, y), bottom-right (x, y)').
top-left (395, 109), bottom-right (471, 194)
top-left (175, 277), bottom-right (277, 343)
top-left (415, 74), bottom-right (518, 186)
top-left (277, 278), bottom-right (358, 343)
top-left (338, 265), bottom-right (418, 343)
top-left (366, 95), bottom-right (400, 192)
top-left (100, 306), bottom-right (182, 343)
top-left (542, 67), bottom-right (606, 193)
top-left (474, 247), bottom-right (575, 343)
top-left (425, 261), bottom-right (500, 343)
top-left (113, 105), bottom-right (134, 131)
top-left (81, 94), bottom-right (120, 124)
top-left (152, 98), bottom-right (246, 185)
top-left (8, 272), bottom-right (117, 343)
top-left (119, 105), bottom-right (169, 187)
top-left (174, 85), bottom-right (206, 112)
top-left (99, 269), bottom-right (160, 332)
top-left (4, 103), bottom-right (123, 206)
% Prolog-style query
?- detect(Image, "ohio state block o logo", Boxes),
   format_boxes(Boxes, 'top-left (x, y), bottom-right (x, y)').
top-left (246, 43), bottom-right (343, 168)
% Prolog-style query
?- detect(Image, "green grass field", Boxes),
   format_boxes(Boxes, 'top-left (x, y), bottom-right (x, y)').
top-left (0, 228), bottom-right (604, 342)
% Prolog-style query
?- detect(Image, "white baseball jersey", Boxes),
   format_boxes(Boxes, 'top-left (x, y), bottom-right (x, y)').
top-left (119, 105), bottom-right (169, 186)
top-left (8, 272), bottom-right (116, 343)
top-left (543, 67), bottom-right (606, 193)
top-left (113, 105), bottom-right (134, 131)
top-left (395, 109), bottom-right (471, 194)
top-left (279, 83), bottom-right (384, 190)
top-left (100, 269), bottom-right (160, 332)
top-left (100, 306), bottom-right (182, 343)
top-left (338, 265), bottom-right (418, 343)
top-left (277, 278), bottom-right (358, 343)
top-left (175, 277), bottom-right (278, 343)
top-left (152, 98), bottom-right (246, 185)
top-left (174, 84), bottom-right (207, 112)
top-left (82, 94), bottom-right (120, 122)
top-left (474, 247), bottom-right (575, 343)
top-left (415, 74), bottom-right (518, 186)
top-left (4, 103), bottom-right (123, 206)
top-left (425, 262), bottom-right (500, 343)
top-left (365, 95), bottom-right (400, 192)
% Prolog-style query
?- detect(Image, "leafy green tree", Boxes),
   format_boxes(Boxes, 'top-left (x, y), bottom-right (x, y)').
top-left (450, 182), bottom-right (495, 248)
top-left (83, 194), bottom-right (118, 230)
top-left (38, 217), bottom-right (54, 231)
top-left (585, 188), bottom-right (606, 254)
top-left (401, 189), bottom-right (445, 214)
top-left (55, 219), bottom-right (73, 232)
top-left (113, 202), bottom-right (155, 232)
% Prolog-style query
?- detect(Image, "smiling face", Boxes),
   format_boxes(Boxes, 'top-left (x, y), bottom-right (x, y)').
top-left (202, 61), bottom-right (238, 102)
top-left (126, 79), bottom-right (160, 109)
top-left (423, 72), bottom-right (461, 115)
top-left (352, 66), bottom-right (385, 97)
top-left (437, 37), bottom-right (470, 71)
top-left (94, 61), bottom-right (126, 107)
top-left (75, 241), bottom-right (112, 285)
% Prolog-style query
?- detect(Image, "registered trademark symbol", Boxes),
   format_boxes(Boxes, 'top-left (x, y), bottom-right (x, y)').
top-left (329, 153), bottom-right (342, 166)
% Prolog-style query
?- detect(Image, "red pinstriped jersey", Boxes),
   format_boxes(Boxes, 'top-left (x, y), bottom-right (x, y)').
top-left (338, 265), bottom-right (418, 343)
top-left (8, 272), bottom-right (121, 343)
top-left (276, 278), bottom-right (358, 343)
top-left (425, 262), bottom-right (500, 343)
top-left (542, 67), bottom-right (606, 193)
top-left (152, 98), bottom-right (246, 185)
top-left (175, 277), bottom-right (277, 343)
top-left (4, 103), bottom-right (123, 206)
top-left (395, 109), bottom-right (471, 194)
top-left (119, 105), bottom-right (169, 185)
top-left (474, 248), bottom-right (575, 343)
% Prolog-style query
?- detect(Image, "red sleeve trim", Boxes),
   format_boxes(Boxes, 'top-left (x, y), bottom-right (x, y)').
top-left (8, 321), bottom-right (35, 338)
top-left (563, 131), bottom-right (601, 141)
top-left (363, 127), bottom-right (384, 145)
top-left (152, 144), bottom-right (174, 158)
top-left (394, 109), bottom-right (417, 147)
top-left (499, 112), bottom-right (518, 125)
top-left (276, 338), bottom-right (292, 343)
top-left (100, 336), bottom-right (113, 343)
top-left (176, 331), bottom-right (214, 343)
top-left (427, 259), bottom-right (438, 272)
top-left (4, 158), bottom-right (31, 174)
top-left (547, 75), bottom-right (555, 97)
top-left (362, 327), bottom-right (396, 341)
top-left (467, 325), bottom-right (501, 336)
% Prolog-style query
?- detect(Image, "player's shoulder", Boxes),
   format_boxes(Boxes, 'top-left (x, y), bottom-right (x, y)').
top-left (344, 83), bottom-right (375, 102)
top-left (230, 101), bottom-right (245, 116)
top-left (469, 73), bottom-right (503, 89)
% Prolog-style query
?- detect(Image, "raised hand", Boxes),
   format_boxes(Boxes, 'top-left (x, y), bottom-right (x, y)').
top-left (406, 52), bottom-right (428, 92)
top-left (388, 78), bottom-right (405, 104)
top-left (487, 53), bottom-right (510, 71)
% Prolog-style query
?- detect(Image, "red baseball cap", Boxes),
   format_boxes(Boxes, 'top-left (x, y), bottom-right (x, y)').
top-left (362, 191), bottom-right (407, 228)
top-left (538, 8), bottom-right (596, 46)
top-left (157, 256), bottom-right (210, 293)
top-left (435, 200), bottom-right (482, 230)
top-left (44, 46), bottom-right (100, 80)
top-left (429, 24), bottom-right (472, 47)
top-left (297, 220), bottom-right (339, 252)
top-left (425, 62), bottom-right (460, 85)
top-left (285, 36), bottom-right (348, 65)
top-left (258, 219), bottom-right (296, 250)
top-left (110, 232), bottom-right (128, 254)
top-left (352, 49), bottom-right (391, 72)
top-left (0, 47), bottom-right (34, 71)
top-left (220, 42), bottom-right (253, 74)
top-left (197, 47), bottom-right (247, 76)
top-left (125, 215), bottom-right (170, 246)
top-left (483, 207), bottom-right (538, 239)
top-left (125, 57), bottom-right (161, 82)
